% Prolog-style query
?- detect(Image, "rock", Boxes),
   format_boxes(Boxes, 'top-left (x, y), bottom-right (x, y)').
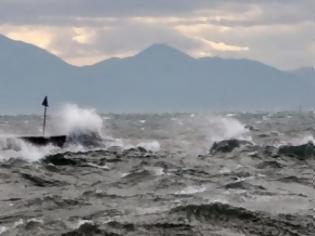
top-left (257, 133), bottom-right (270, 138)
top-left (20, 173), bottom-right (64, 187)
top-left (245, 125), bottom-right (259, 131)
top-left (106, 146), bottom-right (123, 154)
top-left (42, 153), bottom-right (83, 166)
top-left (224, 181), bottom-right (266, 191)
top-left (262, 145), bottom-right (279, 157)
top-left (122, 147), bottom-right (151, 157)
top-left (278, 142), bottom-right (315, 160)
top-left (210, 139), bottom-right (253, 154)
top-left (62, 223), bottom-right (119, 236)
top-left (256, 160), bottom-right (283, 169)
top-left (66, 131), bottom-right (104, 147)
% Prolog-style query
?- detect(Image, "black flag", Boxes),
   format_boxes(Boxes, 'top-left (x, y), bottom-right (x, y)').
top-left (42, 96), bottom-right (48, 107)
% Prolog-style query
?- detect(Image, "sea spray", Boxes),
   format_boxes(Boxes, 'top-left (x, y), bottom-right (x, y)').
top-left (0, 110), bottom-right (250, 160)
top-left (56, 104), bottom-right (104, 147)
top-left (57, 104), bottom-right (103, 137)
top-left (136, 140), bottom-right (161, 152)
top-left (166, 113), bottom-right (251, 154)
top-left (204, 115), bottom-right (251, 143)
top-left (284, 134), bottom-right (315, 146)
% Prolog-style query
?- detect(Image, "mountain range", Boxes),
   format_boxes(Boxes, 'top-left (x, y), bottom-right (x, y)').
top-left (0, 34), bottom-right (314, 113)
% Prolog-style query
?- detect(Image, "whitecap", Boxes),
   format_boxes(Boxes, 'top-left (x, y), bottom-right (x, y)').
top-left (175, 185), bottom-right (207, 195)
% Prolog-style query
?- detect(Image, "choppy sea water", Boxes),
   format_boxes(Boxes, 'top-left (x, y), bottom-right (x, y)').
top-left (0, 107), bottom-right (315, 235)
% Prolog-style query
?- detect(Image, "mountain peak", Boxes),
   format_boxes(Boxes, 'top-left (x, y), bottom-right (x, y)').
top-left (135, 43), bottom-right (193, 61)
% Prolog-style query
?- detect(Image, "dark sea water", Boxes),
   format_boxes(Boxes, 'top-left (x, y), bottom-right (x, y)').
top-left (0, 108), bottom-right (315, 235)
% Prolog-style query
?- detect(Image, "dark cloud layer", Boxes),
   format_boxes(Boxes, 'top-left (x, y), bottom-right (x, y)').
top-left (0, 0), bottom-right (217, 23)
top-left (0, 0), bottom-right (314, 25)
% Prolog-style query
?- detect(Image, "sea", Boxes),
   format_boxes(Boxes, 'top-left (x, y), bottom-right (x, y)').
top-left (0, 104), bottom-right (315, 235)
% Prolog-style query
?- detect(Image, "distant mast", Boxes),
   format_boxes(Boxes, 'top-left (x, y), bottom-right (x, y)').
top-left (41, 96), bottom-right (49, 136)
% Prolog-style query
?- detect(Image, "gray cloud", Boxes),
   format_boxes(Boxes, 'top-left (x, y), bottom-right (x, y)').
top-left (203, 22), bottom-right (315, 69)
top-left (0, 0), bottom-right (218, 24)
top-left (0, 0), bottom-right (314, 26)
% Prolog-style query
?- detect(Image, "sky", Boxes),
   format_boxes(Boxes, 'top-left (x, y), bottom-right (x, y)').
top-left (0, 0), bottom-right (314, 70)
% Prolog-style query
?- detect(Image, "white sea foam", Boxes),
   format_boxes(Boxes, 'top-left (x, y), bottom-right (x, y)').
top-left (26, 218), bottom-right (44, 224)
top-left (105, 138), bottom-right (161, 152)
top-left (136, 140), bottom-right (160, 152)
top-left (0, 226), bottom-right (8, 234)
top-left (87, 163), bottom-right (110, 170)
top-left (0, 137), bottom-right (59, 162)
top-left (175, 185), bottom-right (207, 195)
top-left (145, 166), bottom-right (164, 176)
top-left (286, 134), bottom-right (315, 146)
top-left (13, 219), bottom-right (24, 228)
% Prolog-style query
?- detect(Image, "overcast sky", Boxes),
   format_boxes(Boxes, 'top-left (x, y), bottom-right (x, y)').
top-left (0, 0), bottom-right (314, 69)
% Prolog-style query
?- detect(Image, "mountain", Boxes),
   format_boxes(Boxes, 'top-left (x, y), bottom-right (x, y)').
top-left (291, 67), bottom-right (315, 81)
top-left (79, 44), bottom-right (313, 112)
top-left (0, 35), bottom-right (313, 113)
top-left (289, 67), bottom-right (315, 90)
top-left (0, 35), bottom-right (74, 74)
top-left (0, 35), bottom-right (79, 113)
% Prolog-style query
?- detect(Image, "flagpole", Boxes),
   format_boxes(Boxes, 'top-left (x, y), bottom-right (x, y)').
top-left (41, 96), bottom-right (48, 136)
top-left (43, 106), bottom-right (47, 136)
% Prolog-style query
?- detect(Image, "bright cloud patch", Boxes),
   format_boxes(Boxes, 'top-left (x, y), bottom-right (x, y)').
top-left (200, 38), bottom-right (249, 52)
top-left (2, 26), bottom-right (53, 49)
top-left (72, 27), bottom-right (97, 44)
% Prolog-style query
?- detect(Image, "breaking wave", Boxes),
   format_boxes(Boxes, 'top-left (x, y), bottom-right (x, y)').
top-left (0, 136), bottom-right (58, 162)
top-left (0, 104), bottom-right (163, 161)
top-left (0, 104), bottom-right (107, 161)
top-left (165, 113), bottom-right (251, 154)
top-left (56, 104), bottom-right (104, 140)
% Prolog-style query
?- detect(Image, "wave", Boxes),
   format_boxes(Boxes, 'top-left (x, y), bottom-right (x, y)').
top-left (170, 202), bottom-right (312, 235)
top-left (0, 104), bottom-right (162, 161)
top-left (209, 138), bottom-right (315, 160)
